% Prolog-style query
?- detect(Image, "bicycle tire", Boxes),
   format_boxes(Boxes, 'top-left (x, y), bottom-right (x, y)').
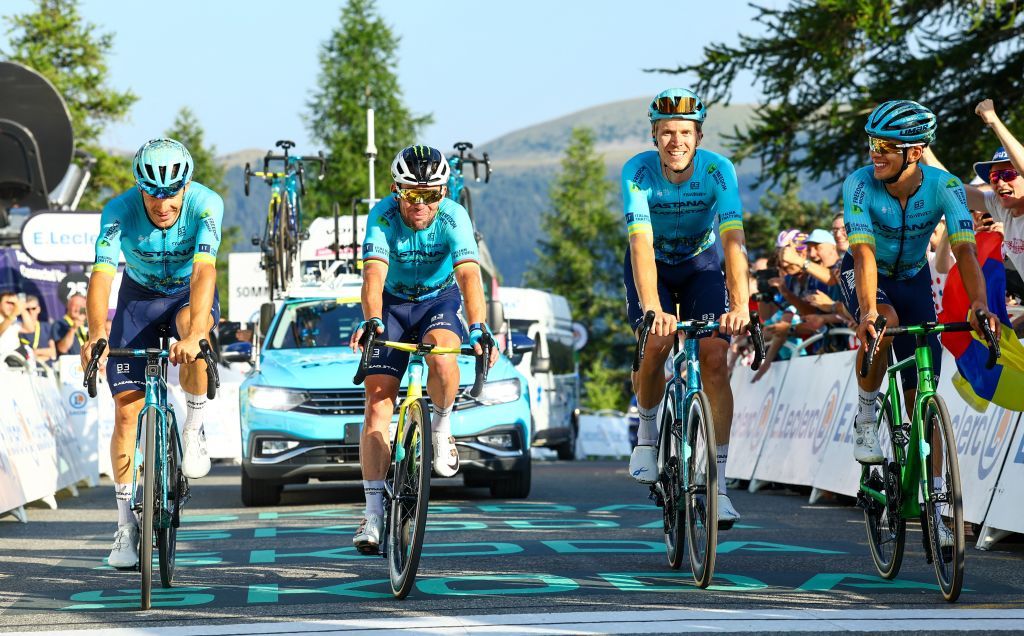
top-left (658, 392), bottom-right (685, 570)
top-left (458, 186), bottom-right (473, 222)
top-left (274, 198), bottom-right (288, 294)
top-left (921, 394), bottom-right (964, 602)
top-left (685, 390), bottom-right (718, 588)
top-left (388, 398), bottom-right (432, 599)
top-left (862, 393), bottom-right (906, 580)
top-left (158, 421), bottom-right (181, 588)
top-left (140, 408), bottom-right (157, 610)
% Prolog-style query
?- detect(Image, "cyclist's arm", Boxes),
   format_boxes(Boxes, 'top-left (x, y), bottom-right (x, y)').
top-left (922, 147), bottom-right (987, 211)
top-left (843, 173), bottom-right (880, 319)
top-left (454, 263), bottom-right (487, 326)
top-left (940, 178), bottom-right (993, 331)
top-left (447, 203), bottom-right (484, 325)
top-left (361, 261), bottom-right (386, 321)
top-left (622, 162), bottom-right (660, 312)
top-left (715, 159), bottom-right (750, 327)
top-left (184, 197), bottom-right (224, 343)
top-left (84, 202), bottom-right (124, 363)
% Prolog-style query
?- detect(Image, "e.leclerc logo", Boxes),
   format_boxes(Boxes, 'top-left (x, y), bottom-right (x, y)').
top-left (69, 391), bottom-right (87, 409)
top-left (812, 381), bottom-right (841, 453)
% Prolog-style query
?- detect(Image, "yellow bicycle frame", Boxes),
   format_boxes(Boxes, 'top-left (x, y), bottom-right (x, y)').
top-left (254, 171), bottom-right (286, 227)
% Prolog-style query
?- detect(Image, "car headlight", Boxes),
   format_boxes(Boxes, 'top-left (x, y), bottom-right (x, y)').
top-left (248, 386), bottom-right (308, 411)
top-left (474, 378), bottom-right (521, 405)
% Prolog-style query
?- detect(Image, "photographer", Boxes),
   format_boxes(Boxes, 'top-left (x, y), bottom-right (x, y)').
top-left (53, 293), bottom-right (89, 357)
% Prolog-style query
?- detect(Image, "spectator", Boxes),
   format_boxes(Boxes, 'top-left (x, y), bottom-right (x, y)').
top-left (928, 220), bottom-right (953, 315)
top-left (0, 292), bottom-right (24, 357)
top-left (831, 212), bottom-right (849, 258)
top-left (17, 294), bottom-right (56, 362)
top-left (53, 293), bottom-right (89, 357)
top-left (799, 229), bottom-right (855, 333)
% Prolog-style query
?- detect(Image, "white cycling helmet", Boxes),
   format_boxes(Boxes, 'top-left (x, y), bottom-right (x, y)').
top-left (391, 145), bottom-right (450, 186)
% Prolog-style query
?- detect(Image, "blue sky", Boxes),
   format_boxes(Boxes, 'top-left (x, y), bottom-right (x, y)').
top-left (3, 0), bottom-right (773, 155)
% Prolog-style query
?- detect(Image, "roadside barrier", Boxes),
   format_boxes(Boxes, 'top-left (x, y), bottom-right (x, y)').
top-left (729, 345), bottom-right (1023, 550)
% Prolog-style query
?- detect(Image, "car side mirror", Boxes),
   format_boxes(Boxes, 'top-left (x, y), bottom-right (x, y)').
top-left (222, 342), bottom-right (253, 364)
top-left (487, 299), bottom-right (505, 332)
top-left (510, 333), bottom-right (535, 354)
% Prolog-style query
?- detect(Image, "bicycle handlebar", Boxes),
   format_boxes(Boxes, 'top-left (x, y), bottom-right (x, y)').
top-left (452, 141), bottom-right (492, 184)
top-left (859, 312), bottom-right (1001, 377)
top-left (83, 338), bottom-right (220, 399)
top-left (632, 310), bottom-right (766, 372)
top-left (748, 311), bottom-right (766, 372)
top-left (353, 329), bottom-right (491, 398)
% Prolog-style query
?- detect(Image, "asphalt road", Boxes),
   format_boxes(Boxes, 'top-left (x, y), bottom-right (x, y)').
top-left (1, 459), bottom-right (1023, 633)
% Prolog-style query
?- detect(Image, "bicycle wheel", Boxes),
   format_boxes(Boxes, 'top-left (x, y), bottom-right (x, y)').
top-left (140, 408), bottom-right (157, 610)
top-left (685, 390), bottom-right (718, 588)
top-left (274, 199), bottom-right (288, 294)
top-left (658, 392), bottom-right (685, 570)
top-left (921, 394), bottom-right (964, 602)
top-left (862, 394), bottom-right (906, 580)
top-left (158, 421), bottom-right (182, 588)
top-left (387, 398), bottom-right (432, 598)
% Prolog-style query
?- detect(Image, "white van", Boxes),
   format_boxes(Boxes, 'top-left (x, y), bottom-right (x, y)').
top-left (498, 287), bottom-right (580, 459)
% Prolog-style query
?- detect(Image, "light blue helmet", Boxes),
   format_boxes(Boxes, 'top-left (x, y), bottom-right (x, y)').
top-left (648, 88), bottom-right (707, 125)
top-left (864, 100), bottom-right (936, 145)
top-left (132, 138), bottom-right (194, 197)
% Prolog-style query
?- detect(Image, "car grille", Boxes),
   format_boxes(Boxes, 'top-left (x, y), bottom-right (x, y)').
top-left (293, 388), bottom-right (479, 416)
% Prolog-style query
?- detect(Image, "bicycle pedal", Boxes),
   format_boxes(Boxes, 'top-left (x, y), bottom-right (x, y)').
top-left (354, 542), bottom-right (380, 556)
top-left (718, 519), bottom-right (736, 531)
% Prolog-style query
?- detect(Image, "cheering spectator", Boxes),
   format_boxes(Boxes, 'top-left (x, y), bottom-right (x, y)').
top-left (0, 292), bottom-right (24, 357)
top-left (17, 294), bottom-right (56, 362)
top-left (54, 293), bottom-right (89, 356)
top-left (831, 212), bottom-right (849, 258)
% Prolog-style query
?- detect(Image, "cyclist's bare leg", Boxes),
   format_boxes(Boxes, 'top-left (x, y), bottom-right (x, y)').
top-left (360, 375), bottom-right (400, 481)
top-left (111, 390), bottom-right (145, 483)
top-left (855, 304), bottom-right (899, 393)
top-left (698, 338), bottom-right (732, 444)
top-left (174, 308), bottom-right (213, 395)
top-left (634, 332), bottom-right (673, 411)
top-left (423, 329), bottom-right (461, 408)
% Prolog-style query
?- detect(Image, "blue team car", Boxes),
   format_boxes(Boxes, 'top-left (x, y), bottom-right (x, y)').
top-left (236, 292), bottom-right (533, 506)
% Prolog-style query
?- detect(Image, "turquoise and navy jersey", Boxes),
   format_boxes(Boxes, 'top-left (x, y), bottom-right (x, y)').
top-left (843, 164), bottom-right (975, 280)
top-left (361, 195), bottom-right (479, 301)
top-left (622, 149), bottom-right (744, 264)
top-left (93, 183), bottom-right (224, 295)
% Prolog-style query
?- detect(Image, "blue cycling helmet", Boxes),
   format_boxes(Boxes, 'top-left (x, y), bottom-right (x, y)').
top-left (132, 138), bottom-right (194, 197)
top-left (864, 100), bottom-right (937, 145)
top-left (648, 88), bottom-right (707, 125)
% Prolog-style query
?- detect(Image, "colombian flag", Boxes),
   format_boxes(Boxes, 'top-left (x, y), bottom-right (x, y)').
top-left (939, 232), bottom-right (1024, 410)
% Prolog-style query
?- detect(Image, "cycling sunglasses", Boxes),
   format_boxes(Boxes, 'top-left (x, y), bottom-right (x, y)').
top-left (137, 180), bottom-right (185, 199)
top-left (652, 95), bottom-right (699, 116)
top-left (396, 188), bottom-right (444, 205)
top-left (989, 168), bottom-right (1020, 184)
top-left (868, 137), bottom-right (923, 155)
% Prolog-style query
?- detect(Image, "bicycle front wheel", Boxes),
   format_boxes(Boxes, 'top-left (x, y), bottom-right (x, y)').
top-left (140, 409), bottom-right (157, 610)
top-left (158, 422), bottom-right (182, 588)
top-left (388, 398), bottom-right (432, 599)
top-left (862, 394), bottom-right (906, 580)
top-left (921, 394), bottom-right (964, 602)
top-left (685, 391), bottom-right (718, 588)
top-left (658, 392), bottom-right (685, 570)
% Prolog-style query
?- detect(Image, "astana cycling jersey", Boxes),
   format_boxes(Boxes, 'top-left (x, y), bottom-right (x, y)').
top-left (622, 149), bottom-right (744, 264)
top-left (93, 183), bottom-right (224, 295)
top-left (843, 164), bottom-right (975, 280)
top-left (361, 195), bottom-right (479, 301)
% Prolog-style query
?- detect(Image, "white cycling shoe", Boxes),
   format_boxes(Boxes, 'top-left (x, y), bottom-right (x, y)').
top-left (182, 427), bottom-right (211, 479)
top-left (629, 445), bottom-right (658, 484)
top-left (108, 523), bottom-right (139, 569)
top-left (353, 513), bottom-right (384, 555)
top-left (432, 433), bottom-right (460, 477)
top-left (853, 418), bottom-right (884, 465)
top-left (718, 494), bottom-right (741, 529)
top-left (934, 517), bottom-right (954, 548)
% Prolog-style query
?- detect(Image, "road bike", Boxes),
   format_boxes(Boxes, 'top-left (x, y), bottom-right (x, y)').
top-left (633, 310), bottom-right (765, 587)
top-left (857, 313), bottom-right (999, 602)
top-left (446, 141), bottom-right (491, 223)
top-left (244, 140), bottom-right (326, 299)
top-left (84, 329), bottom-right (219, 610)
top-left (353, 328), bottom-right (491, 598)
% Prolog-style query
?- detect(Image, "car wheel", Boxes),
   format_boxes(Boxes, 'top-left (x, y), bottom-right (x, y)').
top-left (241, 465), bottom-right (282, 506)
top-left (489, 460), bottom-right (532, 499)
top-left (554, 421), bottom-right (577, 461)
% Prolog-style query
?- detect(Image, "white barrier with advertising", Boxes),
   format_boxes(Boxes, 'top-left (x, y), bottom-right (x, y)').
top-left (166, 364), bottom-right (244, 461)
top-left (752, 351), bottom-right (859, 489)
top-left (575, 413), bottom-right (631, 459)
top-left (57, 355), bottom-right (99, 481)
top-left (228, 252), bottom-right (269, 323)
top-left (726, 361), bottom-right (788, 481)
top-left (980, 418), bottom-right (1024, 539)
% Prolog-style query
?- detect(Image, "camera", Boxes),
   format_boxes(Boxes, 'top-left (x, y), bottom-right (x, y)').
top-left (754, 268), bottom-right (779, 296)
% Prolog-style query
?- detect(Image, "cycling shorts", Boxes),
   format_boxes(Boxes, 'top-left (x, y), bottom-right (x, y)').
top-left (366, 285), bottom-right (466, 379)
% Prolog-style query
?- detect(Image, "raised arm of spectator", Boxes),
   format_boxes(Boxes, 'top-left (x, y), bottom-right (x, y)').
top-left (933, 222), bottom-right (953, 275)
top-left (977, 99), bottom-right (1024, 175)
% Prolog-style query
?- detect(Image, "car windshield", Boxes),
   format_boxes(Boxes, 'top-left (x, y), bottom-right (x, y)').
top-left (269, 299), bottom-right (363, 349)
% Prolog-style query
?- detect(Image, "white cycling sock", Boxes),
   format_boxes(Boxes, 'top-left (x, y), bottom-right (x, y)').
top-left (184, 392), bottom-right (206, 434)
top-left (933, 476), bottom-right (944, 492)
top-left (363, 480), bottom-right (385, 516)
top-left (717, 444), bottom-right (729, 495)
top-left (637, 404), bottom-right (659, 446)
top-left (857, 388), bottom-right (878, 423)
top-left (432, 404), bottom-right (453, 440)
top-left (115, 483), bottom-right (135, 527)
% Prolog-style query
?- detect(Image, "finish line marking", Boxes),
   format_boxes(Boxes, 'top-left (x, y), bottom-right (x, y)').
top-left (11, 608), bottom-right (1024, 635)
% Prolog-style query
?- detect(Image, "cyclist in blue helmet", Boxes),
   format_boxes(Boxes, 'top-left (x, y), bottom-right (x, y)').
top-left (81, 137), bottom-right (225, 569)
top-left (842, 100), bottom-right (997, 508)
top-left (622, 88), bottom-right (753, 527)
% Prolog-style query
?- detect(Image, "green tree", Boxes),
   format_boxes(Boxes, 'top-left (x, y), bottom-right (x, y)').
top-left (306, 0), bottom-right (431, 217)
top-left (654, 1), bottom-right (1024, 186)
top-left (745, 178), bottom-right (836, 258)
top-left (2, 0), bottom-right (137, 209)
top-left (165, 107), bottom-right (226, 194)
top-left (524, 127), bottom-right (631, 411)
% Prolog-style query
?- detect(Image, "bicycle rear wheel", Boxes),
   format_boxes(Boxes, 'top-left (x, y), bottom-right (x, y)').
top-left (274, 199), bottom-right (288, 294)
top-left (387, 398), bottom-right (432, 599)
top-left (862, 394), bottom-right (906, 580)
top-left (658, 392), bottom-right (685, 570)
top-left (685, 391), bottom-right (718, 588)
top-left (921, 394), bottom-right (964, 602)
top-left (140, 409), bottom-right (157, 610)
top-left (158, 421), bottom-right (183, 588)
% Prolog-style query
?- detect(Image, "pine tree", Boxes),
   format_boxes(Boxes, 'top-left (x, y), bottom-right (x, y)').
top-left (524, 127), bottom-right (631, 410)
top-left (305, 0), bottom-right (431, 217)
top-left (2, 0), bottom-right (137, 209)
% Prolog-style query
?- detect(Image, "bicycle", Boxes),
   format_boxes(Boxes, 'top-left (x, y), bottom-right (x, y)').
top-left (353, 327), bottom-right (491, 599)
top-left (857, 312), bottom-right (999, 602)
top-left (243, 140), bottom-right (326, 299)
top-left (633, 309), bottom-right (765, 588)
top-left (83, 329), bottom-right (220, 610)
top-left (446, 141), bottom-right (491, 223)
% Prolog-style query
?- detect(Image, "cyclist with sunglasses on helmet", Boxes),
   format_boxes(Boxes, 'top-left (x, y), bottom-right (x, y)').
top-left (81, 138), bottom-right (224, 568)
top-left (841, 101), bottom-right (997, 480)
top-left (623, 88), bottom-right (752, 526)
top-left (349, 145), bottom-right (499, 554)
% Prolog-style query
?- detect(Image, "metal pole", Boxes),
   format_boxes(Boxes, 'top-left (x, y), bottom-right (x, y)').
top-left (366, 108), bottom-right (377, 205)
